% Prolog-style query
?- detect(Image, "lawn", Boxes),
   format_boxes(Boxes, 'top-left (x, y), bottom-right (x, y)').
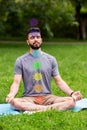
top-left (0, 42), bottom-right (87, 130)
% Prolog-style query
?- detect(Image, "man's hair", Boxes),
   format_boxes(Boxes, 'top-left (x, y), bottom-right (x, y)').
top-left (27, 27), bottom-right (41, 38)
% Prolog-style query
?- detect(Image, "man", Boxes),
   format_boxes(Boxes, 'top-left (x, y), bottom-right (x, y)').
top-left (6, 27), bottom-right (82, 113)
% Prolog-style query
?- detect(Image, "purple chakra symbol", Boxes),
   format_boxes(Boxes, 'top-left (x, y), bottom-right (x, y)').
top-left (29, 18), bottom-right (38, 27)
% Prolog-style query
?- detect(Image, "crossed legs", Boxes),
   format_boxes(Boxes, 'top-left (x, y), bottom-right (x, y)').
top-left (11, 98), bottom-right (49, 112)
top-left (10, 95), bottom-right (75, 112)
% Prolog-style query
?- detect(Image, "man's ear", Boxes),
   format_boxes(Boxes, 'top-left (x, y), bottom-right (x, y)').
top-left (26, 40), bottom-right (29, 45)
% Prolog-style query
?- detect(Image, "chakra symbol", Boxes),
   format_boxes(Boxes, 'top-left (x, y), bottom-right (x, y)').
top-left (32, 50), bottom-right (41, 58)
top-left (29, 18), bottom-right (38, 27)
top-left (34, 84), bottom-right (43, 93)
top-left (33, 72), bottom-right (42, 81)
top-left (33, 61), bottom-right (42, 69)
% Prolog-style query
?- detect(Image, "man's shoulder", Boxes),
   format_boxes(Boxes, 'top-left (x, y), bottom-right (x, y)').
top-left (43, 52), bottom-right (55, 60)
top-left (16, 52), bottom-right (29, 61)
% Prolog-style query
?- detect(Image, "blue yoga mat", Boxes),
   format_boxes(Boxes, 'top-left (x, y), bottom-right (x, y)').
top-left (0, 104), bottom-right (20, 115)
top-left (0, 98), bottom-right (87, 115)
top-left (71, 98), bottom-right (87, 112)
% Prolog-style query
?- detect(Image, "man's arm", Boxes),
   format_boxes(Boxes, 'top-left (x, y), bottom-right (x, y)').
top-left (53, 75), bottom-right (82, 101)
top-left (54, 75), bottom-right (73, 95)
top-left (6, 74), bottom-right (22, 103)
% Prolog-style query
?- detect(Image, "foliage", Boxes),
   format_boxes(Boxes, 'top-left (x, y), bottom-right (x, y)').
top-left (69, 0), bottom-right (87, 39)
top-left (0, 0), bottom-right (22, 37)
top-left (0, 0), bottom-right (87, 39)
top-left (69, 0), bottom-right (87, 6)
top-left (0, 0), bottom-right (76, 39)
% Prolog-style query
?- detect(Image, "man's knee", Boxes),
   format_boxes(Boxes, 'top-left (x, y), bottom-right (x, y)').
top-left (10, 98), bottom-right (20, 107)
top-left (51, 97), bottom-right (75, 111)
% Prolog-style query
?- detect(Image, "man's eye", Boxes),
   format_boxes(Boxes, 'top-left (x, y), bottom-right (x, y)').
top-left (37, 36), bottom-right (41, 38)
top-left (30, 36), bottom-right (34, 39)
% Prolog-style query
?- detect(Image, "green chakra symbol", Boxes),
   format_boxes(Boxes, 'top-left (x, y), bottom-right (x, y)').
top-left (33, 61), bottom-right (42, 69)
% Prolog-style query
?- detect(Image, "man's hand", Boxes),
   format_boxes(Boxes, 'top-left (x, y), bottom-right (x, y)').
top-left (71, 91), bottom-right (82, 101)
top-left (6, 93), bottom-right (14, 103)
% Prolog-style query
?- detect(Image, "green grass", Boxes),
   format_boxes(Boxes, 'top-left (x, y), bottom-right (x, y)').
top-left (0, 42), bottom-right (87, 130)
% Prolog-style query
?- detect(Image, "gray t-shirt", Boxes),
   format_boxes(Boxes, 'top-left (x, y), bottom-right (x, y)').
top-left (14, 52), bottom-right (59, 96)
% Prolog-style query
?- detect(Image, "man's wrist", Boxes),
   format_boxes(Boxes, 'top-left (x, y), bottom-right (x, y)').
top-left (70, 91), bottom-right (74, 96)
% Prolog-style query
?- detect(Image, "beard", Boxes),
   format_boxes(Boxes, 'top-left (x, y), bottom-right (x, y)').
top-left (29, 42), bottom-right (42, 50)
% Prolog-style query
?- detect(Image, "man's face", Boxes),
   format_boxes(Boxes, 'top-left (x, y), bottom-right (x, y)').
top-left (27, 32), bottom-right (42, 50)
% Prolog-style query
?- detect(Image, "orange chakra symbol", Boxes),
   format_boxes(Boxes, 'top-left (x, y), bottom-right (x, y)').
top-left (34, 84), bottom-right (43, 93)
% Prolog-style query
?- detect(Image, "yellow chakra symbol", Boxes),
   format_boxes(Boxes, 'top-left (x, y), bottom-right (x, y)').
top-left (33, 72), bottom-right (42, 81)
top-left (34, 84), bottom-right (43, 93)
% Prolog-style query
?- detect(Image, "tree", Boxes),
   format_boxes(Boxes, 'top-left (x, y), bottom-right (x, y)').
top-left (0, 0), bottom-right (83, 39)
top-left (69, 0), bottom-right (87, 39)
top-left (19, 0), bottom-right (75, 38)
top-left (0, 0), bottom-right (22, 37)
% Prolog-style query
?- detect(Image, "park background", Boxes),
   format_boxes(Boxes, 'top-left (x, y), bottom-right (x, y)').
top-left (0, 0), bottom-right (87, 41)
top-left (0, 0), bottom-right (87, 130)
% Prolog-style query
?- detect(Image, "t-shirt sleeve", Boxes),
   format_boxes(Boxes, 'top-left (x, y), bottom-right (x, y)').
top-left (51, 57), bottom-right (60, 77)
top-left (14, 58), bottom-right (22, 75)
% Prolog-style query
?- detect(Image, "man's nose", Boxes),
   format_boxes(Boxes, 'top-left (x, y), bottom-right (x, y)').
top-left (34, 37), bottom-right (38, 40)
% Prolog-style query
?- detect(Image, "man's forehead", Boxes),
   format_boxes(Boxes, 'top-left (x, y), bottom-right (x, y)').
top-left (29, 32), bottom-right (41, 37)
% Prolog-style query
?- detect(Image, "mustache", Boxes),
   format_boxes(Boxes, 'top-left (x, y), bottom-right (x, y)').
top-left (33, 41), bottom-right (40, 45)
top-left (29, 43), bottom-right (42, 50)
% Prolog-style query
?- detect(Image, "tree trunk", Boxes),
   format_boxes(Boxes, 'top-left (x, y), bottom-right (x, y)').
top-left (75, 3), bottom-right (83, 39)
top-left (81, 19), bottom-right (87, 39)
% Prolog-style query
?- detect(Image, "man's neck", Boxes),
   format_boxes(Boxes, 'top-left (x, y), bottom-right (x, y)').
top-left (29, 48), bottom-right (42, 58)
